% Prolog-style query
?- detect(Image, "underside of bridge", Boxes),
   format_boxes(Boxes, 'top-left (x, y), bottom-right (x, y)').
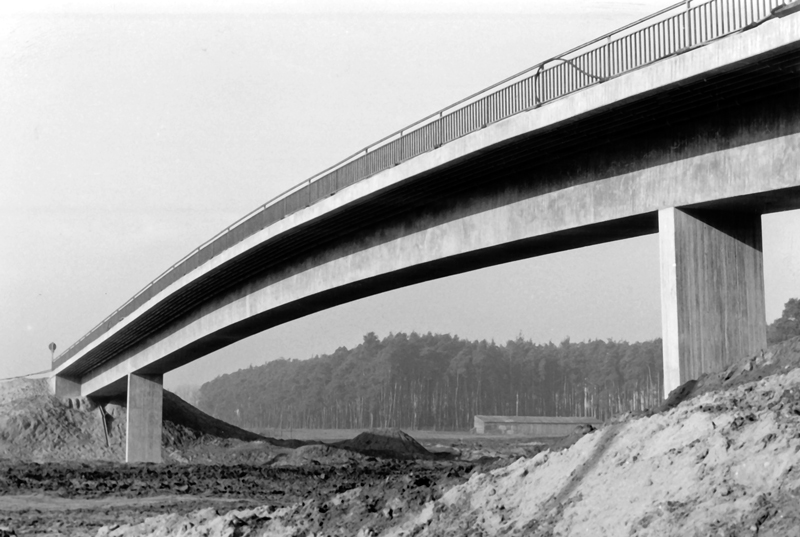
top-left (51, 10), bottom-right (800, 462)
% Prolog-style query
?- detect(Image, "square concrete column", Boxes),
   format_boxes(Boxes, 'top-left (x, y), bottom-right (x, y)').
top-left (659, 208), bottom-right (766, 395)
top-left (126, 373), bottom-right (163, 463)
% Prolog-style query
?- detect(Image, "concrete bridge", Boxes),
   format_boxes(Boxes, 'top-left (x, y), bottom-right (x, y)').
top-left (51, 0), bottom-right (800, 462)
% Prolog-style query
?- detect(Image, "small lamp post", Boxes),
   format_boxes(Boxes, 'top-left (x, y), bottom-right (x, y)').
top-left (48, 342), bottom-right (57, 363)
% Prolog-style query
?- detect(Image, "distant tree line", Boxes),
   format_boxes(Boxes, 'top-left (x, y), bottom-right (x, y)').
top-left (768, 298), bottom-right (800, 345)
top-left (197, 332), bottom-right (663, 430)
top-left (195, 298), bottom-right (800, 431)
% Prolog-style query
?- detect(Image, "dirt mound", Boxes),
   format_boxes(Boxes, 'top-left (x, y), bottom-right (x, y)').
top-left (275, 443), bottom-right (368, 467)
top-left (0, 379), bottom-right (273, 462)
top-left (387, 366), bottom-right (800, 536)
top-left (0, 379), bottom-right (123, 462)
top-left (549, 423), bottom-right (597, 451)
top-left (97, 340), bottom-right (800, 536)
top-left (335, 428), bottom-right (431, 459)
top-left (680, 335), bottom-right (800, 403)
top-left (605, 336), bottom-right (800, 424)
top-left (162, 391), bottom-right (263, 443)
top-left (0, 377), bottom-right (50, 405)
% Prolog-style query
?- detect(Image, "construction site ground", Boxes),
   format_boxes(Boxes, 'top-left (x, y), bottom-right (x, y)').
top-left (1, 337), bottom-right (799, 536)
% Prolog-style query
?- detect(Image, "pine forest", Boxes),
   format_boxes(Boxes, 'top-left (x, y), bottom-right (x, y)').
top-left (198, 333), bottom-right (663, 431)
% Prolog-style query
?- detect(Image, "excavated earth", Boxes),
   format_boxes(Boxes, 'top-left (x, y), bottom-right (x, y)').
top-left (1, 337), bottom-right (800, 536)
top-left (0, 383), bottom-right (495, 536)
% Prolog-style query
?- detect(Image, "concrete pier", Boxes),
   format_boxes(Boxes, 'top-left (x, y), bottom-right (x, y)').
top-left (659, 208), bottom-right (767, 395)
top-left (126, 373), bottom-right (163, 463)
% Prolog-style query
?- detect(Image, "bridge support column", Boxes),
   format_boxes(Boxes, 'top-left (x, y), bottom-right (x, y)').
top-left (659, 207), bottom-right (766, 395)
top-left (126, 373), bottom-right (163, 463)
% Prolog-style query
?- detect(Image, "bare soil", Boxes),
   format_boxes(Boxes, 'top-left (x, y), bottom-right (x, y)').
top-left (0, 458), bottom-right (474, 536)
top-left (1, 337), bottom-right (799, 536)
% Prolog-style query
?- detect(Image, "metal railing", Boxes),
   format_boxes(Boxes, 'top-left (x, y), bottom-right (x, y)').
top-left (53, 0), bottom-right (789, 370)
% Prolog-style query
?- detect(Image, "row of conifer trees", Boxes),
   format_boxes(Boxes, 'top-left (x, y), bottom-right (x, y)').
top-left (198, 332), bottom-right (664, 430)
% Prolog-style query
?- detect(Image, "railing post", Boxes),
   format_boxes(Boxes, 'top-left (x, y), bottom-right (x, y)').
top-left (684, 1), bottom-right (692, 48)
top-left (436, 112), bottom-right (443, 148)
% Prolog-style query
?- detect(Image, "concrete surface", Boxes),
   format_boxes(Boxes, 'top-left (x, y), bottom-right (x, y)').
top-left (50, 376), bottom-right (80, 399)
top-left (126, 373), bottom-right (163, 463)
top-left (659, 208), bottom-right (767, 394)
top-left (76, 123), bottom-right (800, 398)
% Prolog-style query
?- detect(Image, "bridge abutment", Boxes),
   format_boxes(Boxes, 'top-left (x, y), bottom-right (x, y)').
top-left (126, 373), bottom-right (163, 463)
top-left (659, 207), bottom-right (767, 395)
top-left (51, 375), bottom-right (81, 399)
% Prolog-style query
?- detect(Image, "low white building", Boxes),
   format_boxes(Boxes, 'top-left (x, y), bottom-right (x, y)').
top-left (474, 415), bottom-right (601, 437)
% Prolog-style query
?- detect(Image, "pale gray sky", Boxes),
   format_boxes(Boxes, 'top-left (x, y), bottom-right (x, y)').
top-left (2, 0), bottom-right (798, 387)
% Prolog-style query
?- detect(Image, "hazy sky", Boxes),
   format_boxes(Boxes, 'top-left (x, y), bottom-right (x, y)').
top-left (2, 0), bottom-right (798, 388)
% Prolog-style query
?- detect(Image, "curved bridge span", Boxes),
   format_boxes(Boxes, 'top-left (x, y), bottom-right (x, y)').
top-left (52, 0), bottom-right (800, 462)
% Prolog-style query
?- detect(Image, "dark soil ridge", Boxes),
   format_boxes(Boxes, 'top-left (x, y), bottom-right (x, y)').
top-left (162, 391), bottom-right (263, 443)
top-left (333, 428), bottom-right (432, 460)
top-left (0, 458), bottom-right (475, 535)
top-left (161, 391), bottom-right (307, 449)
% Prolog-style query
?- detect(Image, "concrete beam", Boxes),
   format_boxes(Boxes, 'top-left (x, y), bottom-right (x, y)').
top-left (126, 373), bottom-right (163, 463)
top-left (78, 125), bottom-right (800, 398)
top-left (659, 208), bottom-right (767, 394)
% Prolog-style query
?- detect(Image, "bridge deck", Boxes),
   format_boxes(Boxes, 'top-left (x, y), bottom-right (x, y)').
top-left (52, 0), bottom-right (797, 377)
top-left (54, 11), bottom-right (800, 388)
